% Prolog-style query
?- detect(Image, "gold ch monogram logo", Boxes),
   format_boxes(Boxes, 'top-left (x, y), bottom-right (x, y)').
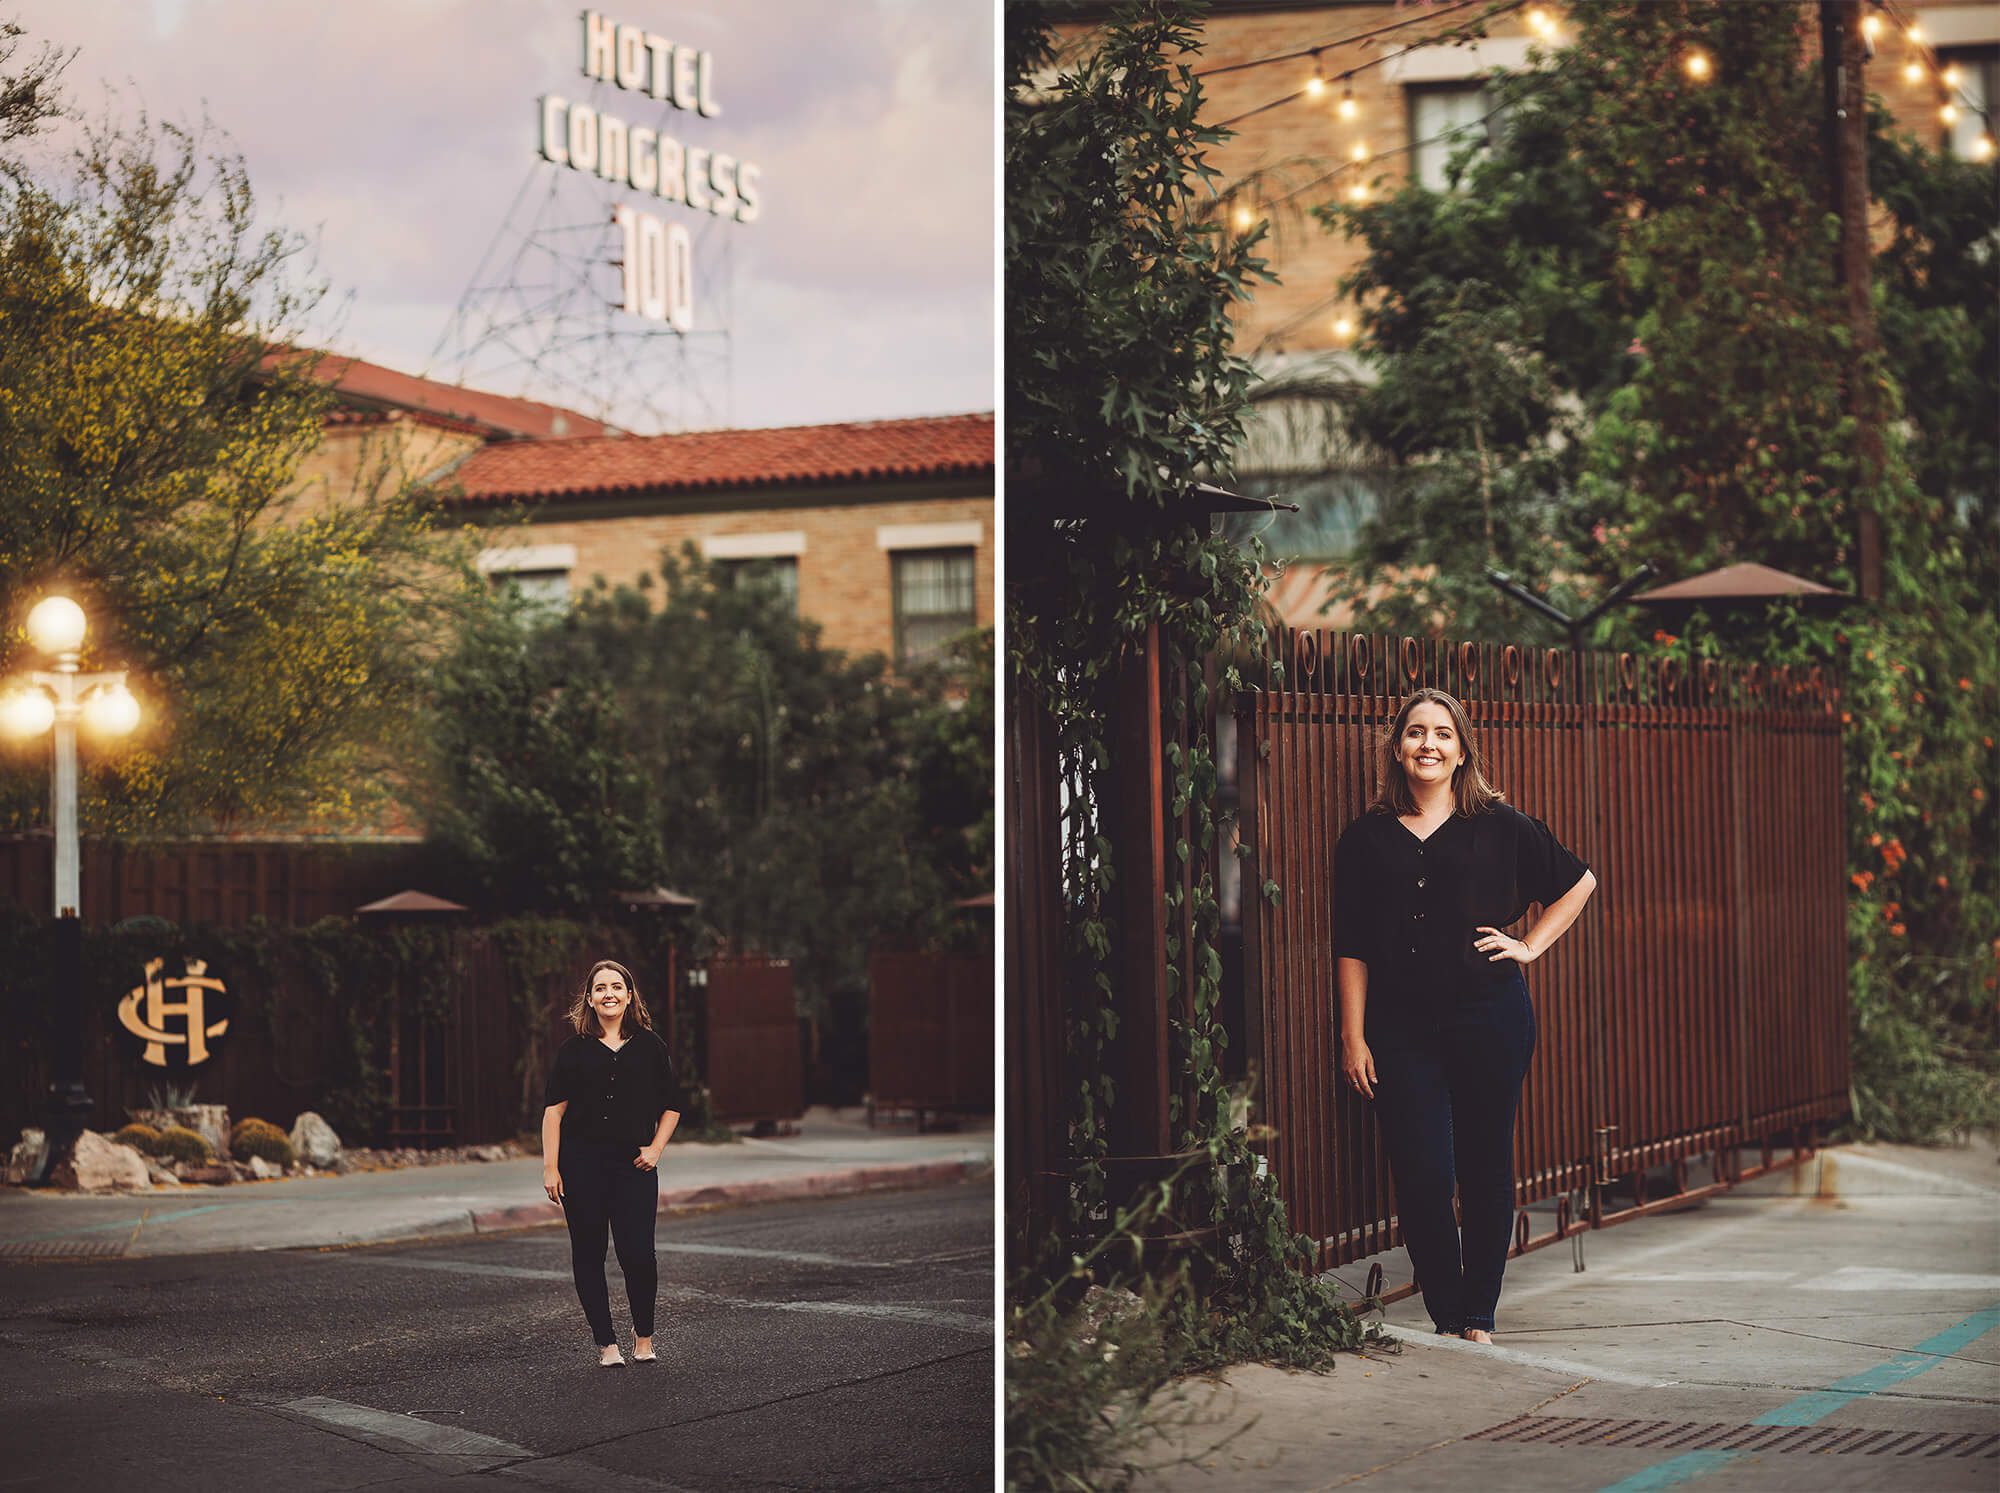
top-left (117, 957), bottom-right (229, 1067)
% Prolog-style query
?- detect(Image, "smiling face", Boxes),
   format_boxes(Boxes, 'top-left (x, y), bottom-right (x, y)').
top-left (589, 964), bottom-right (631, 1027)
top-left (1396, 700), bottom-right (1464, 794)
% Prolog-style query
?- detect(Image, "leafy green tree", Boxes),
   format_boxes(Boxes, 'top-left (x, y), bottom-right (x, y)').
top-left (1315, 0), bottom-right (1997, 1135)
top-left (0, 52), bottom-right (468, 834)
top-left (907, 625), bottom-right (995, 901)
top-left (421, 592), bottom-right (665, 915)
top-left (423, 550), bottom-right (953, 1020)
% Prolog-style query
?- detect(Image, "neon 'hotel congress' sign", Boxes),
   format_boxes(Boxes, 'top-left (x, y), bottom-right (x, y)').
top-left (537, 10), bottom-right (762, 331)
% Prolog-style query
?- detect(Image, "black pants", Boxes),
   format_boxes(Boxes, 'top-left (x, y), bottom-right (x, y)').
top-left (1371, 968), bottom-right (1538, 1334)
top-left (559, 1138), bottom-right (659, 1346)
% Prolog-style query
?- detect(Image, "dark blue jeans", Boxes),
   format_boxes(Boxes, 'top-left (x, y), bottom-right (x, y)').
top-left (1371, 968), bottom-right (1537, 1334)
top-left (559, 1137), bottom-right (660, 1346)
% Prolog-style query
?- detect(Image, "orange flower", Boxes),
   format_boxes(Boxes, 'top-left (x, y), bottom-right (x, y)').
top-left (1893, 662), bottom-right (1907, 673)
top-left (1985, 737), bottom-right (1994, 749)
top-left (1913, 692), bottom-right (1924, 704)
top-left (1936, 875), bottom-right (1949, 889)
top-left (1860, 793), bottom-right (1876, 811)
top-left (1869, 833), bottom-right (1882, 847)
top-left (1851, 871), bottom-right (1874, 890)
top-left (1890, 751), bottom-right (1902, 761)
top-left (1960, 678), bottom-right (1973, 690)
top-left (1976, 787), bottom-right (1988, 802)
top-left (1890, 923), bottom-right (1907, 937)
top-left (1841, 712), bottom-right (1852, 724)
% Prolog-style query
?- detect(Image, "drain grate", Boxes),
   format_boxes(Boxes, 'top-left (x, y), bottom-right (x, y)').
top-left (0, 1238), bottom-right (128, 1260)
top-left (1469, 1415), bottom-right (1999, 1460)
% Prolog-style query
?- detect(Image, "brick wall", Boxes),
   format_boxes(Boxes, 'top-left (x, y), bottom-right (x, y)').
top-left (470, 489), bottom-right (995, 662)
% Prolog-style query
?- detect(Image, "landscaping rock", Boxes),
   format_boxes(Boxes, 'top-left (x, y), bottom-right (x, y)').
top-left (247, 1154), bottom-right (281, 1180)
top-left (144, 1159), bottom-right (183, 1187)
top-left (68, 1130), bottom-right (153, 1192)
top-left (289, 1111), bottom-right (342, 1168)
top-left (178, 1164), bottom-right (232, 1185)
top-left (5, 1128), bottom-right (47, 1186)
top-left (469, 1144), bottom-right (508, 1163)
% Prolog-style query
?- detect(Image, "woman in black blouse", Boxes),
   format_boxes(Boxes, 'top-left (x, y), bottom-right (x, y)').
top-left (542, 959), bottom-right (683, 1366)
top-left (1333, 687), bottom-right (1596, 1343)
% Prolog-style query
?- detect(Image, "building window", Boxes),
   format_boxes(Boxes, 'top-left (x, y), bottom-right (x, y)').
top-left (892, 548), bottom-right (976, 664)
top-left (1408, 81), bottom-right (1505, 191)
top-left (493, 568), bottom-right (571, 608)
top-left (714, 556), bottom-right (799, 613)
top-left (478, 545), bottom-right (576, 613)
top-left (1939, 48), bottom-right (1998, 159)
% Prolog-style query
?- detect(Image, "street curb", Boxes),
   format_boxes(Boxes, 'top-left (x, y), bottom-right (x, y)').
top-left (467, 1156), bottom-right (991, 1234)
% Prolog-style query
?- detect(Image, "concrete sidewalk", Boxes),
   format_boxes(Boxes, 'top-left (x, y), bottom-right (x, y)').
top-left (0, 1106), bottom-right (992, 1260)
top-left (1137, 1138), bottom-right (2000, 1491)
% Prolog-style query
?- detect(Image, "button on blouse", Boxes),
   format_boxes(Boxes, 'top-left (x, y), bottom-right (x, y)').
top-left (1332, 801), bottom-right (1590, 1034)
top-left (542, 1029), bottom-right (686, 1146)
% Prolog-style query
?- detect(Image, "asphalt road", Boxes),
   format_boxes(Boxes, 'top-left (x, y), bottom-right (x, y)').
top-left (0, 1180), bottom-right (994, 1492)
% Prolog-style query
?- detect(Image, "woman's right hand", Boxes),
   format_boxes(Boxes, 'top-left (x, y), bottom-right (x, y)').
top-left (543, 1166), bottom-right (563, 1206)
top-left (1341, 1040), bottom-right (1377, 1100)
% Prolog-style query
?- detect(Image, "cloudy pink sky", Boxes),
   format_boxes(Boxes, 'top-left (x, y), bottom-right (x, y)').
top-left (28, 1), bottom-right (995, 433)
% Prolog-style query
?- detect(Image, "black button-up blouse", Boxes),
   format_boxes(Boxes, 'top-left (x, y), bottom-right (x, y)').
top-left (542, 1029), bottom-right (686, 1146)
top-left (1332, 801), bottom-right (1590, 1034)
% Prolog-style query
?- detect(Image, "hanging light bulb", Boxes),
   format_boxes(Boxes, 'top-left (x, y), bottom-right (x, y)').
top-left (1905, 22), bottom-right (1924, 44)
top-left (1942, 64), bottom-right (1965, 89)
top-left (1348, 182), bottom-right (1370, 204)
top-left (1337, 85), bottom-right (1359, 122)
top-left (1903, 59), bottom-right (1926, 84)
top-left (1941, 102), bottom-right (1961, 126)
top-left (1306, 51), bottom-right (1326, 98)
top-left (1233, 204), bottom-right (1254, 231)
top-left (1526, 7), bottom-right (1561, 41)
top-left (1974, 134), bottom-right (1997, 162)
top-left (1350, 141), bottom-right (1368, 163)
top-left (1861, 14), bottom-right (1883, 43)
top-left (1331, 315), bottom-right (1356, 344)
top-left (1682, 50), bottom-right (1712, 82)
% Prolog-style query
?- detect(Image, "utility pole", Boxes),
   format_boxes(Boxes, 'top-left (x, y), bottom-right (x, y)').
top-left (1820, 0), bottom-right (1885, 604)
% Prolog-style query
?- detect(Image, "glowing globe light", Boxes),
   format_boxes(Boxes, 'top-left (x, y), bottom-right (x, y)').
top-left (1975, 134), bottom-right (1997, 162)
top-left (1306, 73), bottom-right (1325, 99)
top-left (1337, 89), bottom-right (1359, 122)
top-left (0, 688), bottom-right (55, 739)
top-left (1861, 15), bottom-right (1882, 42)
top-left (83, 685), bottom-right (141, 737)
top-left (1683, 51), bottom-right (1712, 82)
top-left (1331, 315), bottom-right (1356, 343)
top-left (26, 596), bottom-right (87, 655)
top-left (1903, 60), bottom-right (1925, 84)
top-left (1233, 205), bottom-right (1254, 231)
top-left (1941, 102), bottom-right (1960, 125)
top-left (1351, 141), bottom-right (1369, 162)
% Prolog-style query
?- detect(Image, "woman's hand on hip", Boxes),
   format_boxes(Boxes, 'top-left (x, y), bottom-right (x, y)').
top-left (1475, 927), bottom-right (1536, 964)
top-left (634, 1142), bottom-right (664, 1172)
top-left (1341, 1039), bottom-right (1377, 1100)
top-left (542, 1166), bottom-right (563, 1206)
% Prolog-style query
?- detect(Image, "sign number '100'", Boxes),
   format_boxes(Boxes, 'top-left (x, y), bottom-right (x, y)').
top-left (614, 204), bottom-right (693, 331)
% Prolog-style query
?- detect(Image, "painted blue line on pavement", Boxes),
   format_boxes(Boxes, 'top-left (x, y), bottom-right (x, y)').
top-left (1593, 1303), bottom-right (2000, 1493)
top-left (1, 1203), bottom-right (228, 1244)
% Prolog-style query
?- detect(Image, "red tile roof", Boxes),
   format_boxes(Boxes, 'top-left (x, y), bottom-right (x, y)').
top-left (443, 413), bottom-right (995, 504)
top-left (264, 351), bottom-right (617, 440)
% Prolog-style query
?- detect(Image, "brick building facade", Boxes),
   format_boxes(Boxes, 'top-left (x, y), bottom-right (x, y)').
top-left (443, 414), bottom-right (995, 666)
top-left (278, 355), bottom-right (994, 667)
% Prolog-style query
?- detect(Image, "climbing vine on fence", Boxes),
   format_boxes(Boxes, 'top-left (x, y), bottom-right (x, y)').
top-left (1007, 0), bottom-right (1374, 1364)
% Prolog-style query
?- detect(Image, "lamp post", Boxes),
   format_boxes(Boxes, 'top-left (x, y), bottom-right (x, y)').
top-left (2, 595), bottom-right (142, 1183)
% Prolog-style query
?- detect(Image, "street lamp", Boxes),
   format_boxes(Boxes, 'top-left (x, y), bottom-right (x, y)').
top-left (2, 594), bottom-right (142, 1182)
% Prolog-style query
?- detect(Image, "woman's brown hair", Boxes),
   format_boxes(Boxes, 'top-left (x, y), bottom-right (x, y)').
top-left (1365, 687), bottom-right (1508, 818)
top-left (566, 959), bottom-right (657, 1037)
